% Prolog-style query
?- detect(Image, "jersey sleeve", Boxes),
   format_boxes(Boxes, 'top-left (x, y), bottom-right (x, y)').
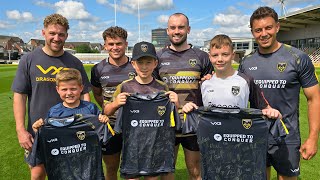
top-left (90, 64), bottom-right (101, 87)
top-left (90, 103), bottom-right (101, 115)
top-left (114, 106), bottom-right (124, 134)
top-left (297, 53), bottom-right (319, 88)
top-left (199, 52), bottom-right (214, 78)
top-left (248, 76), bottom-right (269, 109)
top-left (11, 55), bottom-right (31, 94)
top-left (170, 102), bottom-right (181, 130)
top-left (25, 130), bottom-right (43, 167)
top-left (181, 110), bottom-right (200, 134)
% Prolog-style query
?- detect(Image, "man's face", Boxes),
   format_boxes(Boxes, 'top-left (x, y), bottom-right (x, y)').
top-left (167, 15), bottom-right (190, 46)
top-left (104, 36), bottom-right (128, 61)
top-left (251, 16), bottom-right (280, 53)
top-left (209, 45), bottom-right (234, 73)
top-left (42, 24), bottom-right (68, 55)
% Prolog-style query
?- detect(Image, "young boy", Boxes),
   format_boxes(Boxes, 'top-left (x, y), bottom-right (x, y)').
top-left (183, 34), bottom-right (281, 118)
top-left (30, 68), bottom-right (110, 179)
top-left (104, 41), bottom-right (179, 180)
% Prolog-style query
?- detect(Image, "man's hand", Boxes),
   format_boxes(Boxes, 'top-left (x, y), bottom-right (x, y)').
top-left (300, 138), bottom-right (318, 160)
top-left (16, 128), bottom-right (34, 151)
top-left (182, 102), bottom-right (198, 113)
top-left (262, 107), bottom-right (282, 119)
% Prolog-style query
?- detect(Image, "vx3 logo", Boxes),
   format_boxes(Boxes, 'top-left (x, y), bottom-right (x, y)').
top-left (36, 65), bottom-right (69, 75)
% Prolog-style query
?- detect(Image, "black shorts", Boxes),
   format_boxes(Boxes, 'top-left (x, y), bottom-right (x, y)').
top-left (267, 143), bottom-right (300, 177)
top-left (102, 133), bottom-right (122, 155)
top-left (175, 135), bottom-right (199, 151)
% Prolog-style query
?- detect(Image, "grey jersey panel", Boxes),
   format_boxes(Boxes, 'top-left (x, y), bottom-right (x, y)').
top-left (239, 44), bottom-right (318, 144)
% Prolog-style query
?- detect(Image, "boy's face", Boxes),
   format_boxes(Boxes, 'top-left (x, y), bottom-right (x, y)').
top-left (209, 45), bottom-right (234, 73)
top-left (131, 57), bottom-right (158, 80)
top-left (56, 80), bottom-right (83, 107)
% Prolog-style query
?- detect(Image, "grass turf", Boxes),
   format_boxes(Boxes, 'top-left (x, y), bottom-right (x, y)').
top-left (0, 64), bottom-right (319, 179)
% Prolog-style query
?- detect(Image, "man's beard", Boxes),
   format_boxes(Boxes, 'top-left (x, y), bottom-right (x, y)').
top-left (170, 35), bottom-right (187, 46)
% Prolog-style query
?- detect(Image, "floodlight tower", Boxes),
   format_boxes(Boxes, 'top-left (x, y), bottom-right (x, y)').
top-left (278, 0), bottom-right (288, 18)
top-left (114, 0), bottom-right (117, 26)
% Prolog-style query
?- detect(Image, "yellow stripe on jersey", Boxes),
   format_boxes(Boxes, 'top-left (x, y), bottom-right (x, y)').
top-left (107, 122), bottom-right (115, 136)
top-left (280, 119), bottom-right (289, 135)
top-left (170, 111), bottom-right (175, 127)
top-left (183, 113), bottom-right (187, 122)
top-left (315, 72), bottom-right (319, 82)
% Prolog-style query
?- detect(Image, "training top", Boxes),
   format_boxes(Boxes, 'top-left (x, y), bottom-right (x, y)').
top-left (239, 44), bottom-right (319, 144)
top-left (185, 107), bottom-right (268, 180)
top-left (11, 47), bottom-right (91, 135)
top-left (47, 100), bottom-right (100, 118)
top-left (201, 71), bottom-right (268, 109)
top-left (154, 45), bottom-right (214, 112)
top-left (114, 93), bottom-right (180, 177)
top-left (26, 114), bottom-right (112, 180)
top-left (91, 57), bottom-right (136, 124)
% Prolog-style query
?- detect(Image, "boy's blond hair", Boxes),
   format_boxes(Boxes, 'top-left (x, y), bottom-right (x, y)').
top-left (210, 34), bottom-right (234, 50)
top-left (56, 68), bottom-right (82, 86)
top-left (43, 13), bottom-right (69, 31)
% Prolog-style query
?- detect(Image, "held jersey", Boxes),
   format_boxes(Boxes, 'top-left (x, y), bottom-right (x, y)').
top-left (47, 100), bottom-right (100, 118)
top-left (11, 47), bottom-right (91, 135)
top-left (91, 57), bottom-right (136, 124)
top-left (185, 107), bottom-right (269, 180)
top-left (201, 71), bottom-right (268, 109)
top-left (239, 44), bottom-right (319, 144)
top-left (154, 45), bottom-right (214, 112)
top-left (114, 93), bottom-right (180, 177)
top-left (26, 114), bottom-right (113, 180)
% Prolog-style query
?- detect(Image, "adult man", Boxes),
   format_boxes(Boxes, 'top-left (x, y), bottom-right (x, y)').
top-left (239, 6), bottom-right (320, 180)
top-left (154, 13), bottom-right (214, 180)
top-left (12, 13), bottom-right (91, 180)
top-left (91, 26), bottom-right (135, 180)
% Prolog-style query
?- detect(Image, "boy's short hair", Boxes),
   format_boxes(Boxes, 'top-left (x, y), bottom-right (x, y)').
top-left (56, 68), bottom-right (82, 86)
top-left (250, 6), bottom-right (278, 28)
top-left (43, 13), bottom-right (69, 31)
top-left (132, 41), bottom-right (157, 61)
top-left (210, 34), bottom-right (233, 50)
top-left (102, 26), bottom-right (128, 41)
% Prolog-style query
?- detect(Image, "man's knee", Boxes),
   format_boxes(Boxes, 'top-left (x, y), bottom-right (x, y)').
top-left (30, 165), bottom-right (46, 180)
top-left (277, 174), bottom-right (298, 180)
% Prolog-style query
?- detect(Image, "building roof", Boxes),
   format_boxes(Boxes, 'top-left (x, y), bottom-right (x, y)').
top-left (279, 4), bottom-right (320, 31)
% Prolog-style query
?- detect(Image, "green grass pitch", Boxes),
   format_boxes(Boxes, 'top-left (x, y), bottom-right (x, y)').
top-left (0, 64), bottom-right (319, 179)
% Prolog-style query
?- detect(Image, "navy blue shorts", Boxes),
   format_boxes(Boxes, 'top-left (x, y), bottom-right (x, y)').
top-left (267, 143), bottom-right (300, 177)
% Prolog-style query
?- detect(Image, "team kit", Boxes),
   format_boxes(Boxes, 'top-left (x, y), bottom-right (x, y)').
top-left (12, 8), bottom-right (320, 180)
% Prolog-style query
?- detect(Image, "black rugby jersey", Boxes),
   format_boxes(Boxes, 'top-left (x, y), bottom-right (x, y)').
top-left (114, 93), bottom-right (180, 177)
top-left (239, 44), bottom-right (319, 144)
top-left (185, 107), bottom-right (269, 180)
top-left (154, 46), bottom-right (214, 112)
top-left (91, 57), bottom-right (136, 124)
top-left (27, 114), bottom-right (113, 180)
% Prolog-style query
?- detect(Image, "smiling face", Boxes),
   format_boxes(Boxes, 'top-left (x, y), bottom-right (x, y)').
top-left (42, 23), bottom-right (68, 56)
top-left (56, 80), bottom-right (83, 108)
top-left (167, 14), bottom-right (190, 47)
top-left (209, 45), bottom-right (234, 76)
top-left (131, 56), bottom-right (158, 83)
top-left (104, 36), bottom-right (128, 61)
top-left (251, 16), bottom-right (280, 54)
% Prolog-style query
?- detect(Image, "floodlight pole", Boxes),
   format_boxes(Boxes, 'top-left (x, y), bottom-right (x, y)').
top-left (114, 0), bottom-right (117, 26)
top-left (138, 0), bottom-right (141, 42)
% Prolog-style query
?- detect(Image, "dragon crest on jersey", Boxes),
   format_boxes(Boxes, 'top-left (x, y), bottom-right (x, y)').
top-left (141, 44), bottom-right (148, 52)
top-left (157, 106), bottom-right (166, 116)
top-left (128, 72), bottom-right (136, 79)
top-left (231, 86), bottom-right (240, 96)
top-left (189, 59), bottom-right (197, 67)
top-left (277, 62), bottom-right (287, 72)
top-left (242, 119), bottom-right (252, 129)
top-left (76, 131), bottom-right (86, 140)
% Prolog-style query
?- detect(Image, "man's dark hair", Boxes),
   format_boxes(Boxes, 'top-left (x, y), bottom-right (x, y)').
top-left (250, 6), bottom-right (278, 28)
top-left (169, 13), bottom-right (189, 26)
top-left (102, 26), bottom-right (128, 41)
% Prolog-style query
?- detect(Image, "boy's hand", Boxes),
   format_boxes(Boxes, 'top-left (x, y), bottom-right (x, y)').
top-left (182, 102), bottom-right (198, 113)
top-left (115, 92), bottom-right (130, 107)
top-left (165, 91), bottom-right (178, 103)
top-left (98, 114), bottom-right (109, 123)
top-left (262, 107), bottom-right (282, 119)
top-left (32, 118), bottom-right (44, 133)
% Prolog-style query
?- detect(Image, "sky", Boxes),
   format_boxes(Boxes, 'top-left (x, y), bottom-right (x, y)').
top-left (0, 0), bottom-right (319, 46)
